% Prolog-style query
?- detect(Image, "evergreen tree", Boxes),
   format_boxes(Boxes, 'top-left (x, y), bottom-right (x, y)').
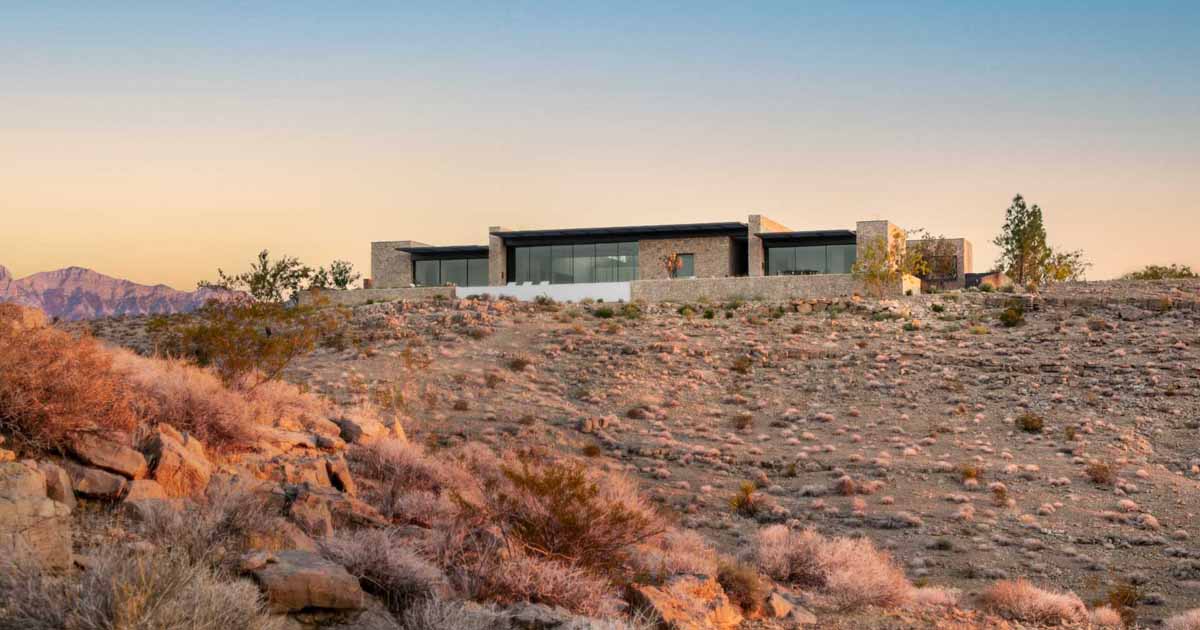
top-left (993, 194), bottom-right (1048, 286)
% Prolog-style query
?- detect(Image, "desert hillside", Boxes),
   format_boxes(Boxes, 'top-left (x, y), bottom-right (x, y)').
top-left (5, 281), bottom-right (1200, 629)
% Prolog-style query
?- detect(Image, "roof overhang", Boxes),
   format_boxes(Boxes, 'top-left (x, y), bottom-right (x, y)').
top-left (758, 229), bottom-right (857, 246)
top-left (493, 222), bottom-right (748, 246)
top-left (396, 245), bottom-right (489, 258)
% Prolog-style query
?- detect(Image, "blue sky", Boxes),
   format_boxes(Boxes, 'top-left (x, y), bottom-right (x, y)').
top-left (2, 2), bottom-right (1197, 285)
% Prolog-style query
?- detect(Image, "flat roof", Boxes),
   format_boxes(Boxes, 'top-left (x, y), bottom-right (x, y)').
top-left (493, 221), bottom-right (748, 244)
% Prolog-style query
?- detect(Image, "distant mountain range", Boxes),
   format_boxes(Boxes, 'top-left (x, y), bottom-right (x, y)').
top-left (0, 265), bottom-right (233, 320)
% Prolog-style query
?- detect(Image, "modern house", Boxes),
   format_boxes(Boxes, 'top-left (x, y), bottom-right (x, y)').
top-left (347, 214), bottom-right (971, 305)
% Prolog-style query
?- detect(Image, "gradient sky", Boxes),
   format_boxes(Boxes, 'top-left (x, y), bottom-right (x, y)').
top-left (3, 2), bottom-right (1198, 288)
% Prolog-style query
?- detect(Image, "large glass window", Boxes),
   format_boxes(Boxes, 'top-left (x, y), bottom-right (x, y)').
top-left (766, 244), bottom-right (856, 276)
top-left (468, 259), bottom-right (489, 285)
top-left (413, 258), bottom-right (488, 286)
top-left (572, 244), bottom-right (594, 283)
top-left (676, 254), bottom-right (695, 278)
top-left (414, 260), bottom-right (440, 286)
top-left (512, 242), bottom-right (638, 284)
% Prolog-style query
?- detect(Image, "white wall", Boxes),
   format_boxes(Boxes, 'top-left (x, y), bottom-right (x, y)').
top-left (456, 281), bottom-right (631, 302)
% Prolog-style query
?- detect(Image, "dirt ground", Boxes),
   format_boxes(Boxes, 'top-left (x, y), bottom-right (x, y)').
top-left (78, 281), bottom-right (1200, 626)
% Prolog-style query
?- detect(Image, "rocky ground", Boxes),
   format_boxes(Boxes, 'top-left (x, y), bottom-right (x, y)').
top-left (54, 280), bottom-right (1200, 628)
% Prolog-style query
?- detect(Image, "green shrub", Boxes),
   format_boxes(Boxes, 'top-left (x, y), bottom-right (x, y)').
top-left (731, 356), bottom-right (753, 375)
top-left (619, 303), bottom-right (643, 319)
top-left (980, 283), bottom-right (995, 293)
top-left (931, 303), bottom-right (945, 313)
top-left (1016, 412), bottom-right (1044, 433)
top-left (729, 481), bottom-right (760, 517)
top-left (999, 305), bottom-right (1025, 327)
top-left (593, 306), bottom-right (614, 319)
top-left (149, 298), bottom-right (344, 389)
top-left (702, 308), bottom-right (716, 319)
top-left (717, 560), bottom-right (769, 614)
top-left (677, 305), bottom-right (696, 317)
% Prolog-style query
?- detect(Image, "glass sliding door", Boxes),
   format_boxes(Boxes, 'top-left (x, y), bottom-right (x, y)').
top-left (528, 246), bottom-right (552, 283)
top-left (826, 244), bottom-right (856, 274)
top-left (572, 244), bottom-right (594, 283)
top-left (414, 260), bottom-right (440, 286)
top-left (467, 258), bottom-right (489, 286)
top-left (551, 245), bottom-right (573, 284)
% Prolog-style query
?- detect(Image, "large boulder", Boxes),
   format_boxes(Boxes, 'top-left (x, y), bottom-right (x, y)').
top-left (68, 433), bottom-right (147, 479)
top-left (333, 414), bottom-right (389, 445)
top-left (65, 461), bottom-right (128, 499)
top-left (143, 425), bottom-right (212, 498)
top-left (245, 550), bottom-right (365, 613)
top-left (0, 463), bottom-right (72, 570)
top-left (627, 575), bottom-right (744, 630)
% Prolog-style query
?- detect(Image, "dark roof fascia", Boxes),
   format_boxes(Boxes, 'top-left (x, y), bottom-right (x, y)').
top-left (494, 222), bottom-right (748, 246)
top-left (759, 230), bottom-right (857, 247)
top-left (397, 245), bottom-right (489, 259)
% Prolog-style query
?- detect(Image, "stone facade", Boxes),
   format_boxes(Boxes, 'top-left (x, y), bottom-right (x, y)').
top-left (488, 226), bottom-right (510, 286)
top-left (747, 214), bottom-right (791, 277)
top-left (638, 236), bottom-right (734, 280)
top-left (630, 273), bottom-right (917, 303)
top-left (371, 241), bottom-right (426, 289)
top-left (855, 220), bottom-right (906, 271)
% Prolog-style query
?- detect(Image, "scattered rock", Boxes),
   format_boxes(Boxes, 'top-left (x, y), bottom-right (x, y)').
top-left (65, 461), bottom-right (128, 499)
top-left (246, 550), bottom-right (365, 613)
top-left (627, 575), bottom-right (744, 630)
top-left (68, 432), bottom-right (147, 479)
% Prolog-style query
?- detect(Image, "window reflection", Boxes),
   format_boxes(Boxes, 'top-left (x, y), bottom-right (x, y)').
top-left (512, 242), bottom-right (638, 284)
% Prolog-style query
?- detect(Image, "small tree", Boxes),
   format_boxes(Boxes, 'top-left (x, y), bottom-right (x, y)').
top-left (200, 250), bottom-right (312, 303)
top-left (852, 229), bottom-right (928, 298)
top-left (661, 253), bottom-right (683, 279)
top-left (1040, 248), bottom-right (1091, 284)
top-left (328, 260), bottom-right (361, 290)
top-left (993, 194), bottom-right (1048, 287)
top-left (1122, 264), bottom-right (1198, 280)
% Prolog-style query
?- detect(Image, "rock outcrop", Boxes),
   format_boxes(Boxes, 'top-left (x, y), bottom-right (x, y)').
top-left (244, 550), bottom-right (366, 613)
top-left (0, 463), bottom-right (72, 570)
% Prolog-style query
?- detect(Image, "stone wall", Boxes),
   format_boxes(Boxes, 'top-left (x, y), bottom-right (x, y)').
top-left (488, 227), bottom-right (510, 286)
top-left (638, 236), bottom-right (734, 280)
top-left (855, 220), bottom-right (906, 270)
top-left (298, 286), bottom-right (453, 307)
top-left (747, 214), bottom-right (791, 277)
top-left (371, 241), bottom-right (426, 289)
top-left (630, 273), bottom-right (917, 303)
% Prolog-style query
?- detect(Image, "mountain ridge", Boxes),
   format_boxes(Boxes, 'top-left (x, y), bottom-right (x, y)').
top-left (0, 265), bottom-right (232, 320)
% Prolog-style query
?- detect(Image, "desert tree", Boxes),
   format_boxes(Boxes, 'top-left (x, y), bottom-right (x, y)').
top-left (328, 259), bottom-right (361, 289)
top-left (852, 228), bottom-right (932, 298)
top-left (661, 253), bottom-right (683, 279)
top-left (200, 249), bottom-right (312, 303)
top-left (993, 194), bottom-right (1049, 286)
top-left (993, 194), bottom-right (1090, 288)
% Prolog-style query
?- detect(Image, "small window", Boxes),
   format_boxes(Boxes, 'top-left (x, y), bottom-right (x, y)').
top-left (675, 253), bottom-right (695, 278)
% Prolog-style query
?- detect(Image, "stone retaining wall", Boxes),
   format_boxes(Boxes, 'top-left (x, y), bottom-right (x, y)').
top-left (630, 274), bottom-right (917, 303)
top-left (298, 286), bottom-right (454, 307)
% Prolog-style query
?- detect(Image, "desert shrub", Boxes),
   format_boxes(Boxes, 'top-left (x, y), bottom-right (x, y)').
top-left (999, 304), bottom-right (1025, 327)
top-left (732, 412), bottom-right (754, 431)
top-left (0, 547), bottom-right (280, 630)
top-left (507, 355), bottom-right (533, 371)
top-left (931, 303), bottom-right (945, 313)
top-left (729, 481), bottom-right (762, 517)
top-left (0, 306), bottom-right (140, 451)
top-left (910, 586), bottom-right (961, 608)
top-left (1166, 609), bottom-right (1200, 630)
top-left (1016, 412), bottom-right (1044, 433)
top-left (677, 305), bottom-right (696, 317)
top-left (320, 529), bottom-right (449, 612)
top-left (1122, 264), bottom-right (1198, 280)
top-left (958, 464), bottom-right (982, 483)
top-left (753, 525), bottom-right (913, 610)
top-left (1093, 582), bottom-right (1139, 626)
top-left (347, 439), bottom-right (482, 519)
top-left (593, 306), bottom-right (615, 319)
top-left (716, 560), bottom-right (769, 614)
top-left (111, 349), bottom-right (332, 453)
top-left (979, 579), bottom-right (1086, 624)
top-left (1085, 461), bottom-right (1118, 486)
top-left (434, 528), bottom-right (622, 618)
top-left (969, 324), bottom-right (990, 335)
top-left (582, 443), bottom-right (603, 457)
top-left (731, 356), bottom-right (753, 375)
top-left (1089, 606), bottom-right (1124, 628)
top-left (628, 529), bottom-right (719, 582)
top-left (398, 598), bottom-right (504, 630)
top-left (491, 458), bottom-right (664, 575)
top-left (619, 303), bottom-right (643, 319)
top-left (533, 295), bottom-right (559, 311)
top-left (134, 485), bottom-right (269, 569)
top-left (150, 298), bottom-right (344, 389)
